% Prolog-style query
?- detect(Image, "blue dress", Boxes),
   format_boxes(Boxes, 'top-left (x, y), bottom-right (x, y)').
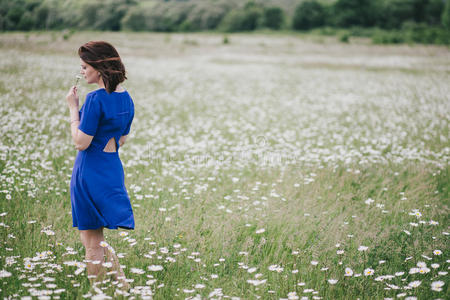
top-left (70, 88), bottom-right (135, 230)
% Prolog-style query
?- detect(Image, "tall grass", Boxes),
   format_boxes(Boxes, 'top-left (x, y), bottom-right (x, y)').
top-left (0, 32), bottom-right (448, 299)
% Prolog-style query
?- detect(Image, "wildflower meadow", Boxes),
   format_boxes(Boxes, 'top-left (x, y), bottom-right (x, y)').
top-left (0, 32), bottom-right (448, 299)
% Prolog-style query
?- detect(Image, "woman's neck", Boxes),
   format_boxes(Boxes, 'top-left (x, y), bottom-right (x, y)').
top-left (97, 78), bottom-right (124, 92)
top-left (97, 78), bottom-right (106, 89)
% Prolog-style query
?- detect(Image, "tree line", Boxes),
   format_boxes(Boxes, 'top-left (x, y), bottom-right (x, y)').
top-left (1, 0), bottom-right (449, 44)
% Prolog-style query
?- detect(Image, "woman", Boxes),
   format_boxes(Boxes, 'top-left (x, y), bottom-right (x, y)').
top-left (65, 41), bottom-right (135, 289)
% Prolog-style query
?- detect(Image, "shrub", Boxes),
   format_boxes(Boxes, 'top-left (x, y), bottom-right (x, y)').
top-left (378, 0), bottom-right (416, 29)
top-left (33, 3), bottom-right (49, 29)
top-left (41, 3), bottom-right (65, 30)
top-left (24, 0), bottom-right (41, 12)
top-left (292, 0), bottom-right (325, 30)
top-left (219, 2), bottom-right (263, 32)
top-left (433, 27), bottom-right (450, 44)
top-left (371, 25), bottom-right (450, 45)
top-left (79, 0), bottom-right (129, 31)
top-left (18, 11), bottom-right (34, 31)
top-left (372, 30), bottom-right (405, 44)
top-left (122, 2), bottom-right (195, 32)
top-left (121, 7), bottom-right (146, 31)
top-left (424, 0), bottom-right (445, 25)
top-left (181, 2), bottom-right (232, 31)
top-left (78, 2), bottom-right (100, 30)
top-left (348, 26), bottom-right (376, 37)
top-left (333, 0), bottom-right (378, 27)
top-left (220, 10), bottom-right (248, 32)
top-left (443, 0), bottom-right (450, 30)
top-left (263, 7), bottom-right (284, 30)
top-left (316, 26), bottom-right (339, 36)
top-left (403, 22), bottom-right (450, 44)
top-left (339, 33), bottom-right (350, 43)
top-left (6, 5), bottom-right (25, 27)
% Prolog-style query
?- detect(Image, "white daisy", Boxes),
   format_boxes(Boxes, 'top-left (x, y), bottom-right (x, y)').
top-left (431, 280), bottom-right (444, 291)
top-left (408, 280), bottom-right (421, 288)
top-left (328, 279), bottom-right (338, 284)
top-left (148, 265), bottom-right (163, 271)
top-left (364, 268), bottom-right (374, 276)
top-left (247, 279), bottom-right (266, 286)
top-left (130, 268), bottom-right (145, 274)
top-left (365, 198), bottom-right (374, 205)
top-left (344, 268), bottom-right (353, 276)
top-left (358, 246), bottom-right (368, 251)
top-left (0, 270), bottom-right (12, 278)
top-left (433, 249), bottom-right (442, 255)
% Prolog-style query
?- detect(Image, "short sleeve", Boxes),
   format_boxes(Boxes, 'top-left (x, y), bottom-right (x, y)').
top-left (122, 100), bottom-right (134, 136)
top-left (78, 93), bottom-right (101, 136)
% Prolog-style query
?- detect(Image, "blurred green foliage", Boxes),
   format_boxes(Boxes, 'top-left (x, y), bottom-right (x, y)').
top-left (292, 0), bottom-right (326, 30)
top-left (443, 0), bottom-right (450, 29)
top-left (332, 0), bottom-right (379, 27)
top-left (0, 0), bottom-right (449, 44)
top-left (263, 7), bottom-right (285, 30)
top-left (219, 2), bottom-right (266, 32)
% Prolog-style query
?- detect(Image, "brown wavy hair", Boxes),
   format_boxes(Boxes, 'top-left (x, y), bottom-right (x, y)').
top-left (78, 41), bottom-right (126, 93)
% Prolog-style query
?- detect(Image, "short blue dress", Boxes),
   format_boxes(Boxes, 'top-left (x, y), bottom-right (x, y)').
top-left (70, 88), bottom-right (135, 230)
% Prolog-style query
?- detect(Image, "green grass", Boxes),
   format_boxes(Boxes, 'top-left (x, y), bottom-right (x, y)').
top-left (0, 31), bottom-right (448, 299)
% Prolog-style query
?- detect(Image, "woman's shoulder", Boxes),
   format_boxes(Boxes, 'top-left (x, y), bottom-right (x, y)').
top-left (85, 88), bottom-right (114, 102)
top-left (89, 87), bottom-right (131, 96)
top-left (86, 88), bottom-right (103, 99)
top-left (86, 88), bottom-right (132, 106)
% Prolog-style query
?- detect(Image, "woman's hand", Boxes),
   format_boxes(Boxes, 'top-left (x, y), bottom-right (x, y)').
top-left (66, 86), bottom-right (79, 109)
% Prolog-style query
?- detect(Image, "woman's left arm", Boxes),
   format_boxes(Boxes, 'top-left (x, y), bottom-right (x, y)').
top-left (66, 86), bottom-right (94, 151)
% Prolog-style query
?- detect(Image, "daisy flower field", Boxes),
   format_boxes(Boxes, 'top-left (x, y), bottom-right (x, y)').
top-left (0, 32), bottom-right (448, 299)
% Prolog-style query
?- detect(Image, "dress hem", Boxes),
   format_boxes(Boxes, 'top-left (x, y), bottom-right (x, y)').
top-left (73, 224), bottom-right (134, 231)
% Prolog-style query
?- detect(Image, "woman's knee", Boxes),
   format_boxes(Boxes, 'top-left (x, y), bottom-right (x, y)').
top-left (79, 228), bottom-right (104, 249)
top-left (85, 245), bottom-right (104, 259)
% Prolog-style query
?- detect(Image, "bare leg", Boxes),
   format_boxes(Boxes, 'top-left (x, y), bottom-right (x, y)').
top-left (104, 246), bottom-right (129, 290)
top-left (79, 227), bottom-right (106, 285)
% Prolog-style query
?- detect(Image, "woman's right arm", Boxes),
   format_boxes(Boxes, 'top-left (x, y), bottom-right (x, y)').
top-left (119, 135), bottom-right (128, 147)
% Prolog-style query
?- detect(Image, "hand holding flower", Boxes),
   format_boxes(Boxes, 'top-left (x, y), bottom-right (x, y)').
top-left (66, 85), bottom-right (79, 109)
